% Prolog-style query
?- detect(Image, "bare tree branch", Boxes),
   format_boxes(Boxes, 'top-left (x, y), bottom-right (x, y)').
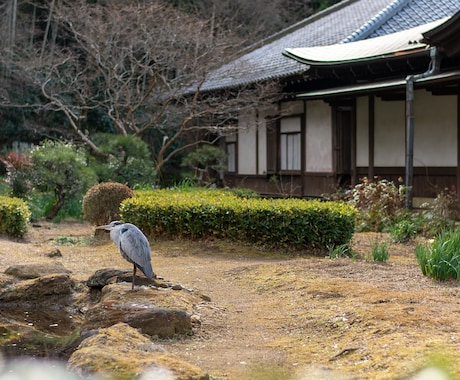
top-left (2, 0), bottom-right (282, 179)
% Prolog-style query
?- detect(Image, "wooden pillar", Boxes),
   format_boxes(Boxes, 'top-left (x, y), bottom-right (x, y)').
top-left (351, 99), bottom-right (357, 186)
top-left (368, 95), bottom-right (375, 180)
top-left (457, 90), bottom-right (460, 199)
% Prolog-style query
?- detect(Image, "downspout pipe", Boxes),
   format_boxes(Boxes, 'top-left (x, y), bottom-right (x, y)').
top-left (405, 47), bottom-right (441, 209)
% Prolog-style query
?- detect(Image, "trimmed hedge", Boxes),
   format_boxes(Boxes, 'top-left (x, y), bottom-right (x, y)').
top-left (0, 196), bottom-right (31, 237)
top-left (120, 189), bottom-right (356, 249)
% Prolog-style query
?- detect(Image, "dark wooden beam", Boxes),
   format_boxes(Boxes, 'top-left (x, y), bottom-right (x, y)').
top-left (368, 95), bottom-right (375, 180)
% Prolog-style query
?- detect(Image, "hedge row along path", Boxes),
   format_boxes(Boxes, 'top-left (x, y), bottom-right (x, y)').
top-left (1, 221), bottom-right (460, 379)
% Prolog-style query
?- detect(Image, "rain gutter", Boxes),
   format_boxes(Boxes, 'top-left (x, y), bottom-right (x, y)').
top-left (405, 47), bottom-right (441, 209)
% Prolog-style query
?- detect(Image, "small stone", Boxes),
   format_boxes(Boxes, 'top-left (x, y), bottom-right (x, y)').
top-left (171, 284), bottom-right (183, 290)
top-left (190, 314), bottom-right (201, 325)
top-left (200, 294), bottom-right (212, 302)
top-left (46, 248), bottom-right (62, 258)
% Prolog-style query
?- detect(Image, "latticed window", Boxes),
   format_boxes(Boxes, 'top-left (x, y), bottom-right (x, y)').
top-left (280, 116), bottom-right (301, 171)
top-left (225, 133), bottom-right (237, 173)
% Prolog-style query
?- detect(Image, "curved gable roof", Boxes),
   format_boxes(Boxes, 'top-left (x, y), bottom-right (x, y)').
top-left (200, 0), bottom-right (394, 92)
top-left (200, 0), bottom-right (459, 93)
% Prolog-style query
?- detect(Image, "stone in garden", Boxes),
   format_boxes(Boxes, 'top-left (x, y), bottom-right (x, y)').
top-left (82, 301), bottom-right (192, 339)
top-left (46, 248), bottom-right (63, 257)
top-left (81, 282), bottom-right (199, 338)
top-left (5, 262), bottom-right (70, 279)
top-left (0, 273), bottom-right (74, 301)
top-left (86, 268), bottom-right (158, 289)
top-left (68, 323), bottom-right (209, 380)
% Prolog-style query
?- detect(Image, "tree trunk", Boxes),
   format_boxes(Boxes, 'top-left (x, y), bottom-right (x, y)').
top-left (46, 187), bottom-right (65, 220)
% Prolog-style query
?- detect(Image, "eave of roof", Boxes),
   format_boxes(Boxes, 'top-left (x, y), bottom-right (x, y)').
top-left (283, 18), bottom-right (447, 67)
top-left (296, 69), bottom-right (460, 99)
top-left (422, 10), bottom-right (460, 57)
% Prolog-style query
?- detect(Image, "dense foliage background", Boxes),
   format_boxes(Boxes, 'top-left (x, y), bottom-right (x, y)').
top-left (0, 0), bottom-right (341, 186)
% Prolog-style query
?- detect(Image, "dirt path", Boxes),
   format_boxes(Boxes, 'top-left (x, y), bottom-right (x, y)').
top-left (157, 251), bottom-right (290, 379)
top-left (2, 222), bottom-right (460, 379)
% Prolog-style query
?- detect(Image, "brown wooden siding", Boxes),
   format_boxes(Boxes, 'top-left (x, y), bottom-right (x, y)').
top-left (224, 167), bottom-right (457, 199)
top-left (224, 173), bottom-right (336, 198)
top-left (356, 167), bottom-right (458, 197)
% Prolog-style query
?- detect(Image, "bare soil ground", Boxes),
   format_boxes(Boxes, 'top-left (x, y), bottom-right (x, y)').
top-left (2, 221), bottom-right (460, 380)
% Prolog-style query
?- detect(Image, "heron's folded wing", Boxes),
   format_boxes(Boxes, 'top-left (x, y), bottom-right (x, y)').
top-left (120, 226), bottom-right (153, 279)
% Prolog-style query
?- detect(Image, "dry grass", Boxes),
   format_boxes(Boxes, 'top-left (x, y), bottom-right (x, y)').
top-left (2, 222), bottom-right (460, 379)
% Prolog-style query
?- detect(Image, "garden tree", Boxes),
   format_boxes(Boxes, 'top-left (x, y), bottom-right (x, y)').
top-left (0, 0), bottom-right (18, 54)
top-left (169, 0), bottom-right (342, 42)
top-left (181, 145), bottom-right (227, 186)
top-left (170, 0), bottom-right (313, 43)
top-left (29, 140), bottom-right (97, 220)
top-left (91, 134), bottom-right (156, 187)
top-left (21, 0), bottom-right (280, 183)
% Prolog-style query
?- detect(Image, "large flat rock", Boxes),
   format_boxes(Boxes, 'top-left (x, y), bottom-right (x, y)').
top-left (68, 323), bottom-right (208, 380)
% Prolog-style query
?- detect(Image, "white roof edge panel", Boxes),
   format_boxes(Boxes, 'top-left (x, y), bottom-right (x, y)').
top-left (283, 17), bottom-right (449, 65)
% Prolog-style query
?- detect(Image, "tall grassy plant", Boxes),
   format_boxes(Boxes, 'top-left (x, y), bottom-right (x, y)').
top-left (327, 243), bottom-right (354, 259)
top-left (416, 228), bottom-right (460, 281)
top-left (370, 240), bottom-right (390, 262)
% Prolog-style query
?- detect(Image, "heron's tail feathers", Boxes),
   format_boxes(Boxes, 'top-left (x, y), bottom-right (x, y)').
top-left (136, 263), bottom-right (154, 279)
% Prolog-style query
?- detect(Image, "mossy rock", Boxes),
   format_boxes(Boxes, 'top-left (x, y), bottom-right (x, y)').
top-left (68, 323), bottom-right (208, 380)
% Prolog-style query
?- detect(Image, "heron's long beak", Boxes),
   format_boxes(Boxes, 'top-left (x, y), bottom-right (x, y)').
top-left (95, 224), bottom-right (112, 230)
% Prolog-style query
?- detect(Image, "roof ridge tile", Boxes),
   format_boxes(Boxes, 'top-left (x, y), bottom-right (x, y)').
top-left (342, 0), bottom-right (410, 43)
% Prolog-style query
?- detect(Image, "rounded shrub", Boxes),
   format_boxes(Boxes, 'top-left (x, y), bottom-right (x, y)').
top-left (0, 195), bottom-right (31, 237)
top-left (82, 182), bottom-right (134, 225)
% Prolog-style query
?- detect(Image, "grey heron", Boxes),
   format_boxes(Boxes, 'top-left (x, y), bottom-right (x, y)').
top-left (96, 221), bottom-right (154, 289)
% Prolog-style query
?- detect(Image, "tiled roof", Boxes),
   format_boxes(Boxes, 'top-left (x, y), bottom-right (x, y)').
top-left (200, 0), bottom-right (460, 93)
top-left (344, 0), bottom-right (460, 41)
top-left (200, 0), bottom-right (394, 92)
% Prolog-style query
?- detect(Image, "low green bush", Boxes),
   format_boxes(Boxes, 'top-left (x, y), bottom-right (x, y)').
top-left (0, 195), bottom-right (31, 237)
top-left (388, 215), bottom-right (422, 243)
top-left (416, 228), bottom-right (460, 281)
top-left (120, 188), bottom-right (356, 250)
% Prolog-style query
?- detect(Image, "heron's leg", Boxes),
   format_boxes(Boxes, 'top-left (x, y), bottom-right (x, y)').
top-left (132, 264), bottom-right (136, 290)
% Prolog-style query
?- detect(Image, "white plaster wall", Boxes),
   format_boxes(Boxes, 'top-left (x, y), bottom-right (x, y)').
top-left (306, 100), bottom-right (333, 172)
top-left (280, 100), bottom-right (304, 115)
top-left (414, 90), bottom-right (456, 167)
top-left (356, 96), bottom-right (369, 167)
top-left (237, 110), bottom-right (257, 175)
top-left (258, 107), bottom-right (275, 175)
top-left (374, 98), bottom-right (405, 166)
top-left (281, 116), bottom-right (301, 133)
